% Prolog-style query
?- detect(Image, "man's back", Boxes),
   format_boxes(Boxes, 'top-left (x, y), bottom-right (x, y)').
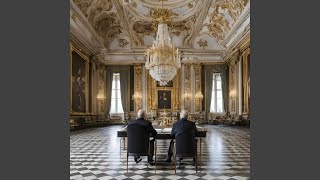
top-left (128, 118), bottom-right (157, 137)
top-left (171, 118), bottom-right (198, 138)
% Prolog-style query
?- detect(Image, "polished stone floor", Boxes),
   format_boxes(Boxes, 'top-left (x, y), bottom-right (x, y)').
top-left (70, 125), bottom-right (250, 180)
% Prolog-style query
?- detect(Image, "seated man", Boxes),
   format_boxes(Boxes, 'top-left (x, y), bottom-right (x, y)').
top-left (128, 109), bottom-right (157, 165)
top-left (166, 110), bottom-right (198, 162)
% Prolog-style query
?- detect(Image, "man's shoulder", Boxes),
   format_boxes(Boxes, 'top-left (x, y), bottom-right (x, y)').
top-left (136, 118), bottom-right (151, 125)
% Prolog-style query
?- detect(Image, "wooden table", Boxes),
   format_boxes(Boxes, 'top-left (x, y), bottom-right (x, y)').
top-left (117, 126), bottom-right (207, 165)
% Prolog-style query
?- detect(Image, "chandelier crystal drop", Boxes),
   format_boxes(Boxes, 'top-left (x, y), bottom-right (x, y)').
top-left (145, 21), bottom-right (181, 86)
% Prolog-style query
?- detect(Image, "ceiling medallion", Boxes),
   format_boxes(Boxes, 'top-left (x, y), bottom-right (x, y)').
top-left (145, 1), bottom-right (181, 86)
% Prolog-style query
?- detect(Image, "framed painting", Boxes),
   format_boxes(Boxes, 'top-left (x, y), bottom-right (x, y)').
top-left (157, 90), bottom-right (171, 109)
top-left (70, 44), bottom-right (89, 114)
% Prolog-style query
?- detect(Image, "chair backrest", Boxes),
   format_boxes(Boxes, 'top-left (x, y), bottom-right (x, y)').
top-left (127, 123), bottom-right (150, 156)
top-left (175, 130), bottom-right (196, 158)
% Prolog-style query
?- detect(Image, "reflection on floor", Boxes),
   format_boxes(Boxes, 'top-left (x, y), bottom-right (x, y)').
top-left (70, 125), bottom-right (250, 180)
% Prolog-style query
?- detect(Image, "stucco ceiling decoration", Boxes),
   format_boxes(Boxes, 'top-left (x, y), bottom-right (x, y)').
top-left (202, 0), bottom-right (249, 42)
top-left (121, 0), bottom-right (202, 23)
top-left (70, 0), bottom-right (250, 63)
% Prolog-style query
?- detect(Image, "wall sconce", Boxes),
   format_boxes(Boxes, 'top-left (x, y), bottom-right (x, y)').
top-left (96, 93), bottom-right (106, 112)
top-left (132, 92), bottom-right (142, 100)
top-left (184, 92), bottom-right (192, 100)
top-left (229, 90), bottom-right (237, 99)
top-left (96, 93), bottom-right (106, 102)
top-left (195, 91), bottom-right (204, 99)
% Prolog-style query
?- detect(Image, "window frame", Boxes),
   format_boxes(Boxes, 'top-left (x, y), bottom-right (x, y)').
top-left (210, 73), bottom-right (224, 113)
top-left (110, 73), bottom-right (123, 114)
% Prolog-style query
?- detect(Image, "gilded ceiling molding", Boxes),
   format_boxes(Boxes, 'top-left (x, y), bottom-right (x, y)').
top-left (184, 0), bottom-right (212, 46)
top-left (93, 12), bottom-right (122, 50)
top-left (112, 0), bottom-right (143, 47)
top-left (118, 39), bottom-right (129, 48)
top-left (121, 0), bottom-right (203, 23)
top-left (70, 1), bottom-right (106, 56)
top-left (73, 0), bottom-right (94, 18)
top-left (197, 39), bottom-right (208, 48)
top-left (206, 0), bottom-right (249, 43)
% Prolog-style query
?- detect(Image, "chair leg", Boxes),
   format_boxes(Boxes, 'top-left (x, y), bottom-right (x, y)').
top-left (147, 141), bottom-right (150, 169)
top-left (196, 140), bottom-right (198, 173)
top-left (195, 154), bottom-right (198, 173)
top-left (173, 142), bottom-right (176, 174)
top-left (155, 140), bottom-right (157, 174)
top-left (119, 138), bottom-right (121, 157)
top-left (126, 153), bottom-right (128, 173)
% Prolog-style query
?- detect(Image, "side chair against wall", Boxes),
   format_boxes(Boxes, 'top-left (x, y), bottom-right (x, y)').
top-left (126, 123), bottom-right (157, 174)
top-left (172, 131), bottom-right (198, 174)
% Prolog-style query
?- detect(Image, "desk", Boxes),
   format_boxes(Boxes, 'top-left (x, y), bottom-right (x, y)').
top-left (117, 126), bottom-right (207, 165)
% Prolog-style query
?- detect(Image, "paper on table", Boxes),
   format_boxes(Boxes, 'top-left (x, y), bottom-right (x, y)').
top-left (163, 128), bottom-right (172, 132)
top-left (155, 129), bottom-right (163, 132)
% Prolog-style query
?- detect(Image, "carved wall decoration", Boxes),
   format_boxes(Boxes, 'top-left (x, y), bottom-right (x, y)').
top-left (194, 64), bottom-right (202, 112)
top-left (118, 39), bottom-right (129, 48)
top-left (242, 47), bottom-right (250, 115)
top-left (229, 64), bottom-right (236, 112)
top-left (98, 67), bottom-right (105, 112)
top-left (197, 39), bottom-right (208, 48)
top-left (134, 65), bottom-right (143, 111)
top-left (184, 64), bottom-right (192, 111)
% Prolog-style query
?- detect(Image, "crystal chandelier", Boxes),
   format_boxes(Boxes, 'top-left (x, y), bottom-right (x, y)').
top-left (145, 4), bottom-right (181, 86)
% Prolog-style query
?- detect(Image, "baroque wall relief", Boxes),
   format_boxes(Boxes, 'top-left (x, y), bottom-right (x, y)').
top-left (194, 64), bottom-right (202, 112)
top-left (134, 65), bottom-right (143, 111)
top-left (184, 64), bottom-right (192, 111)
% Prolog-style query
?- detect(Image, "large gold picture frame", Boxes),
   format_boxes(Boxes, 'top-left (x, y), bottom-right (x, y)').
top-left (70, 44), bottom-right (90, 115)
top-left (147, 69), bottom-right (180, 112)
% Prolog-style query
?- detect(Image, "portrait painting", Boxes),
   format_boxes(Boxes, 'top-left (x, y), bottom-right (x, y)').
top-left (156, 80), bottom-right (173, 87)
top-left (71, 50), bottom-right (87, 113)
top-left (158, 90), bottom-right (171, 109)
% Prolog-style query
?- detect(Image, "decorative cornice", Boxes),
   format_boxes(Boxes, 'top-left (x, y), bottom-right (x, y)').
top-left (221, 2), bottom-right (250, 47)
top-left (70, 0), bottom-right (104, 49)
top-left (184, 0), bottom-right (212, 46)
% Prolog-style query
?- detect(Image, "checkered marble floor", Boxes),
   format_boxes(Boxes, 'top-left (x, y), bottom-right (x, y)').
top-left (70, 125), bottom-right (250, 180)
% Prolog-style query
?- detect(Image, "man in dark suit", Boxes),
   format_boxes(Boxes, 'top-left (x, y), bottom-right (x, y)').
top-left (128, 109), bottom-right (157, 165)
top-left (166, 110), bottom-right (198, 162)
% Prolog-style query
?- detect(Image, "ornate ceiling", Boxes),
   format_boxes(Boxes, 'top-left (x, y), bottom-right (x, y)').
top-left (70, 0), bottom-right (250, 64)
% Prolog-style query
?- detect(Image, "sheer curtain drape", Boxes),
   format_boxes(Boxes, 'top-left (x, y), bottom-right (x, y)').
top-left (205, 67), bottom-right (213, 120)
top-left (119, 70), bottom-right (130, 114)
top-left (220, 66), bottom-right (229, 113)
top-left (105, 70), bottom-right (113, 118)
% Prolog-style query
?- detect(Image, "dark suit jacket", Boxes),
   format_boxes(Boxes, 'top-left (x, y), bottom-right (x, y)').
top-left (128, 118), bottom-right (157, 137)
top-left (171, 118), bottom-right (198, 138)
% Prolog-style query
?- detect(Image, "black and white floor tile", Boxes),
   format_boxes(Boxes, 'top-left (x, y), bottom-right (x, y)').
top-left (70, 125), bottom-right (250, 180)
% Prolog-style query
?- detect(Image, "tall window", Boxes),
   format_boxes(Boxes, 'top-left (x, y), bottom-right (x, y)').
top-left (210, 73), bottom-right (224, 113)
top-left (110, 73), bottom-right (124, 113)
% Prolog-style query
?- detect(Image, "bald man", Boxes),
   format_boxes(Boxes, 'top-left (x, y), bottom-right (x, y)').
top-left (166, 110), bottom-right (198, 162)
top-left (128, 109), bottom-right (157, 165)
